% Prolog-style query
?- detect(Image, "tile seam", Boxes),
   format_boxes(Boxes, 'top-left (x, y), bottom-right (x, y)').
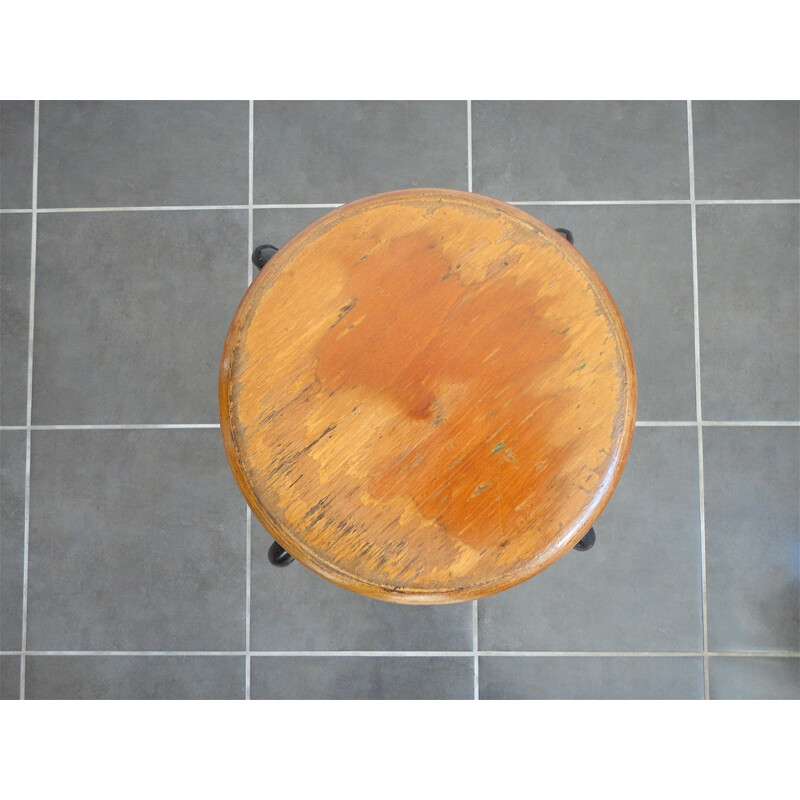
top-left (19, 100), bottom-right (39, 700)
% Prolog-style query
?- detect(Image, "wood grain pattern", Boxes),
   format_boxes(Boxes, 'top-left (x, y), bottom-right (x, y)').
top-left (220, 189), bottom-right (636, 603)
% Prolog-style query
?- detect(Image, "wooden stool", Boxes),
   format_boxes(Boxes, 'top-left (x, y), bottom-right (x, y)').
top-left (219, 189), bottom-right (636, 603)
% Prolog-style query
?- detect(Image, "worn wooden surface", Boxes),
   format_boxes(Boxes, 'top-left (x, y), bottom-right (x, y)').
top-left (219, 189), bottom-right (636, 603)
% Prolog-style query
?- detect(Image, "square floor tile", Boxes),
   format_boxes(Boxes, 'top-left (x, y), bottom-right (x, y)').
top-left (704, 427), bottom-right (800, 653)
top-left (250, 521), bottom-right (473, 652)
top-left (517, 204), bottom-right (696, 421)
top-left (692, 102), bottom-right (800, 200)
top-left (473, 101), bottom-right (689, 201)
top-left (478, 427), bottom-right (703, 652)
top-left (37, 101), bottom-right (249, 208)
top-left (697, 204), bottom-right (800, 421)
top-left (250, 656), bottom-right (473, 699)
top-left (32, 210), bottom-right (248, 424)
top-left (25, 656), bottom-right (245, 699)
top-left (708, 657), bottom-right (800, 700)
top-left (1, 431), bottom-right (25, 651)
top-left (479, 656), bottom-right (704, 699)
top-left (253, 101), bottom-right (468, 204)
top-left (0, 101), bottom-right (34, 208)
top-left (1, 655), bottom-right (20, 700)
top-left (26, 430), bottom-right (245, 651)
top-left (1, 213), bottom-right (31, 425)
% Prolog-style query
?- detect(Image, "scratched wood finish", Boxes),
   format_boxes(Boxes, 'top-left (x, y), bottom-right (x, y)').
top-left (220, 189), bottom-right (636, 603)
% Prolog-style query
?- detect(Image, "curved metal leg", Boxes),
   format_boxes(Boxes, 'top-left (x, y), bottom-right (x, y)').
top-left (268, 540), bottom-right (295, 566)
top-left (555, 228), bottom-right (574, 244)
top-left (573, 526), bottom-right (596, 552)
top-left (252, 244), bottom-right (279, 271)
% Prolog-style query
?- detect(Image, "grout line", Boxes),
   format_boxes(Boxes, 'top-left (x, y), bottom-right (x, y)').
top-left (508, 199), bottom-right (800, 206)
top-left (708, 652), bottom-right (800, 658)
top-left (475, 652), bottom-right (800, 658)
top-left (248, 100), bottom-right (255, 288)
top-left (2, 423), bottom-right (222, 431)
top-left (695, 199), bottom-right (800, 205)
top-left (10, 651), bottom-right (248, 657)
top-left (0, 204), bottom-right (341, 214)
top-left (700, 420), bottom-right (800, 426)
top-left (477, 651), bottom-right (704, 658)
top-left (253, 203), bottom-right (343, 210)
top-left (473, 601), bottom-right (479, 700)
top-left (636, 421), bottom-right (800, 427)
top-left (249, 651), bottom-right (477, 658)
top-left (245, 100), bottom-right (255, 701)
top-left (635, 421), bottom-right (695, 427)
top-left (687, 100), bottom-right (711, 701)
top-left (511, 199), bottom-right (690, 206)
top-left (245, 508), bottom-right (252, 700)
top-left (4, 649), bottom-right (796, 658)
top-left (35, 205), bottom-right (249, 213)
top-left (2, 651), bottom-right (471, 657)
top-left (19, 101), bottom-right (39, 700)
top-left (467, 100), bottom-right (473, 193)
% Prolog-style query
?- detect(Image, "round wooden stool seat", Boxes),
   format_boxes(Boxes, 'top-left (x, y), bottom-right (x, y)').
top-left (219, 189), bottom-right (636, 603)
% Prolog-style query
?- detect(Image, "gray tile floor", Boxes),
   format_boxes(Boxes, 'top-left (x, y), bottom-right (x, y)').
top-left (1, 100), bottom-right (798, 700)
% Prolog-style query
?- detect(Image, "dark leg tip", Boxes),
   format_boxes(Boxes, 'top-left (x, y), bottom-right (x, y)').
top-left (252, 244), bottom-right (279, 270)
top-left (574, 526), bottom-right (596, 552)
top-left (555, 228), bottom-right (574, 244)
top-left (268, 540), bottom-right (295, 567)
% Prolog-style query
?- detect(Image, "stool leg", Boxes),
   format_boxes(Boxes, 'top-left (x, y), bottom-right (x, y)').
top-left (555, 228), bottom-right (574, 244)
top-left (573, 526), bottom-right (596, 552)
top-left (268, 540), bottom-right (295, 567)
top-left (252, 244), bottom-right (279, 271)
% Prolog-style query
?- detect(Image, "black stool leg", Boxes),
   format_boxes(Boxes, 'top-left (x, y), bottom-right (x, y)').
top-left (252, 244), bottom-right (279, 271)
top-left (573, 526), bottom-right (596, 552)
top-left (555, 228), bottom-right (574, 244)
top-left (268, 540), bottom-right (295, 567)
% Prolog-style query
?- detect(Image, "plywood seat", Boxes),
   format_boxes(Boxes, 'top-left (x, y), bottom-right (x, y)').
top-left (219, 189), bottom-right (636, 603)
